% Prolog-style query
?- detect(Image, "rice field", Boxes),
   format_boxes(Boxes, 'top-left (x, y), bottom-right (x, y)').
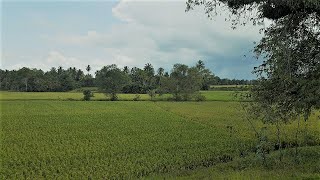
top-left (0, 91), bottom-right (239, 101)
top-left (0, 91), bottom-right (319, 179)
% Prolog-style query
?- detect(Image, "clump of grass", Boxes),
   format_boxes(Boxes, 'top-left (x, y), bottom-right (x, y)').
top-left (133, 94), bottom-right (141, 101)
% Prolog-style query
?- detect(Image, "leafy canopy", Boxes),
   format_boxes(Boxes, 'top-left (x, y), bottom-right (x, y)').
top-left (95, 64), bottom-right (130, 101)
top-left (186, 0), bottom-right (320, 121)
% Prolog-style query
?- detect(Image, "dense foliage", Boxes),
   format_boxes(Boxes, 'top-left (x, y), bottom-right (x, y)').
top-left (0, 62), bottom-right (255, 93)
top-left (251, 6), bottom-right (320, 121)
top-left (0, 67), bottom-right (94, 92)
top-left (160, 64), bottom-right (203, 100)
top-left (83, 90), bottom-right (94, 101)
top-left (95, 64), bottom-right (130, 101)
top-left (186, 0), bottom-right (320, 120)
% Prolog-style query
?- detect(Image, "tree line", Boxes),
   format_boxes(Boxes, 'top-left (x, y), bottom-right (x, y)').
top-left (0, 66), bottom-right (94, 92)
top-left (0, 61), bottom-right (255, 94)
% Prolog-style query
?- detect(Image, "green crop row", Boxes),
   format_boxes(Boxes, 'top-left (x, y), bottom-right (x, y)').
top-left (1, 100), bottom-right (319, 179)
top-left (0, 91), bottom-right (241, 102)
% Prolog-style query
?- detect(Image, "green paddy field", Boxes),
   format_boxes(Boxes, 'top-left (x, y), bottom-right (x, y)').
top-left (0, 91), bottom-right (238, 102)
top-left (0, 91), bottom-right (319, 179)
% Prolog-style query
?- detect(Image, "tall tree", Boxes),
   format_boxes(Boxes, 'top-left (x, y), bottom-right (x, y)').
top-left (95, 64), bottom-right (130, 101)
top-left (124, 67), bottom-right (145, 93)
top-left (83, 65), bottom-right (94, 87)
top-left (143, 63), bottom-right (155, 91)
top-left (86, 65), bottom-right (91, 75)
top-left (196, 60), bottom-right (215, 90)
top-left (186, 0), bottom-right (320, 159)
top-left (123, 66), bottom-right (130, 74)
top-left (156, 67), bottom-right (165, 90)
top-left (196, 60), bottom-right (205, 70)
top-left (157, 67), bottom-right (164, 77)
top-left (186, 0), bottom-right (320, 118)
top-left (161, 63), bottom-right (202, 101)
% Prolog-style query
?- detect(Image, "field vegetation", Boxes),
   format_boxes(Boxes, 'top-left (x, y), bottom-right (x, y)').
top-left (1, 0), bottom-right (319, 179)
top-left (1, 91), bottom-right (319, 179)
top-left (0, 91), bottom-right (239, 102)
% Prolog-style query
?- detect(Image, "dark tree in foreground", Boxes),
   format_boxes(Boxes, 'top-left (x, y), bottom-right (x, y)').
top-left (186, 0), bottom-right (320, 160)
top-left (186, 0), bottom-right (320, 114)
top-left (95, 64), bottom-right (130, 101)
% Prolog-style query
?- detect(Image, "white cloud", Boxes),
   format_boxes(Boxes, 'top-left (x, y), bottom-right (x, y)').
top-left (56, 1), bottom-right (263, 70)
top-left (36, 1), bottom-right (267, 79)
top-left (45, 51), bottom-right (109, 74)
top-left (110, 1), bottom-right (265, 78)
top-left (46, 51), bottom-right (79, 65)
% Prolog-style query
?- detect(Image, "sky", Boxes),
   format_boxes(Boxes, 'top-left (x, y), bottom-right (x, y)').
top-left (1, 0), bottom-right (267, 79)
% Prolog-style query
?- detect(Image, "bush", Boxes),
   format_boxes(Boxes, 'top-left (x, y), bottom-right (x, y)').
top-left (303, 133), bottom-right (319, 146)
top-left (133, 94), bottom-right (141, 101)
top-left (182, 93), bottom-right (193, 101)
top-left (109, 93), bottom-right (118, 101)
top-left (172, 93), bottom-right (183, 101)
top-left (83, 90), bottom-right (94, 101)
top-left (194, 93), bottom-right (206, 101)
top-left (147, 89), bottom-right (156, 101)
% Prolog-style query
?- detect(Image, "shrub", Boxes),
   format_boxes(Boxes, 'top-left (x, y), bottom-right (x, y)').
top-left (133, 94), bottom-right (141, 101)
top-left (182, 93), bottom-right (193, 101)
top-left (147, 89), bottom-right (156, 101)
top-left (172, 93), bottom-right (183, 101)
top-left (194, 93), bottom-right (206, 101)
top-left (83, 90), bottom-right (94, 101)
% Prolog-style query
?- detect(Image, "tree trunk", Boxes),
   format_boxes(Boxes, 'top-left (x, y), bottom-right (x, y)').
top-left (295, 115), bottom-right (300, 161)
top-left (276, 121), bottom-right (282, 162)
